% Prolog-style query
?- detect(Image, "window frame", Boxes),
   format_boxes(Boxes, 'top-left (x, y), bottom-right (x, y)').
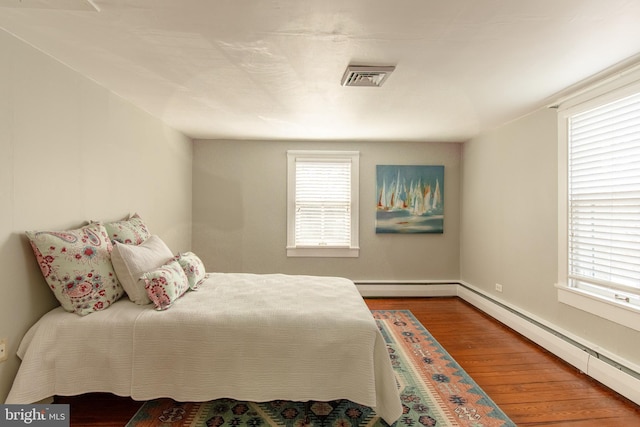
top-left (557, 76), bottom-right (640, 332)
top-left (286, 150), bottom-right (360, 258)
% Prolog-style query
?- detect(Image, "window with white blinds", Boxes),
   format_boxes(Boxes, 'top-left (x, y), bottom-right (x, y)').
top-left (566, 91), bottom-right (640, 307)
top-left (287, 150), bottom-right (359, 257)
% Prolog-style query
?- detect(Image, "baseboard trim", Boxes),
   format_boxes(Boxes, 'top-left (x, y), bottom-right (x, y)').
top-left (354, 281), bottom-right (458, 297)
top-left (356, 279), bottom-right (640, 406)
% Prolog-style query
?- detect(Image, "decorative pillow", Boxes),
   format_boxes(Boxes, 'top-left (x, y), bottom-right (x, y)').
top-left (111, 235), bottom-right (174, 305)
top-left (25, 223), bottom-right (124, 316)
top-left (174, 252), bottom-right (207, 290)
top-left (141, 260), bottom-right (190, 310)
top-left (103, 213), bottom-right (150, 245)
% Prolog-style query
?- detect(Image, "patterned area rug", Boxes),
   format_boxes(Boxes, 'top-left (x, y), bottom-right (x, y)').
top-left (126, 310), bottom-right (515, 427)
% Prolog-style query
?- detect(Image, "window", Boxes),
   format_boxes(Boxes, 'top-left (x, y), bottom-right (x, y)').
top-left (558, 79), bottom-right (640, 331)
top-left (287, 150), bottom-right (359, 257)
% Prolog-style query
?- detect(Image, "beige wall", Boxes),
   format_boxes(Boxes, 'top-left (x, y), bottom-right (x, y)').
top-left (460, 107), bottom-right (640, 366)
top-left (0, 30), bottom-right (193, 402)
top-left (193, 140), bottom-right (460, 281)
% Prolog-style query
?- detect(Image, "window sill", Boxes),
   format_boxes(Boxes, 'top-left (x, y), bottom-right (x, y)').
top-left (286, 246), bottom-right (359, 258)
top-left (556, 284), bottom-right (640, 332)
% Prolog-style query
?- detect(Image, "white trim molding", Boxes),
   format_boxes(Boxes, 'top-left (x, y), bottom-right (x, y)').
top-left (556, 284), bottom-right (640, 332)
top-left (355, 280), bottom-right (458, 298)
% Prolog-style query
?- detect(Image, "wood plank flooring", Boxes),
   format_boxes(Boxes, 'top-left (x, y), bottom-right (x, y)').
top-left (366, 298), bottom-right (640, 426)
top-left (55, 297), bottom-right (640, 426)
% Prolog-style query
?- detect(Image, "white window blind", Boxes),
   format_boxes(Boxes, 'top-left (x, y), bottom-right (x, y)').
top-left (295, 159), bottom-right (351, 246)
top-left (287, 150), bottom-right (359, 257)
top-left (567, 91), bottom-right (640, 302)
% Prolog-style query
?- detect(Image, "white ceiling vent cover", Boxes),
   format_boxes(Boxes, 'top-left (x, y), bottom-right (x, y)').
top-left (341, 65), bottom-right (395, 87)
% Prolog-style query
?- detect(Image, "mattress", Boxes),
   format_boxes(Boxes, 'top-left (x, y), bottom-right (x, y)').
top-left (5, 273), bottom-right (402, 424)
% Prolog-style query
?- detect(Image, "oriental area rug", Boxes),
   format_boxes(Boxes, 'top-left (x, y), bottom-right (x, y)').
top-left (126, 310), bottom-right (515, 427)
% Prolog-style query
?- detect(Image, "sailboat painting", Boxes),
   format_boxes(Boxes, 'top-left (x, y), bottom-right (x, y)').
top-left (376, 165), bottom-right (444, 233)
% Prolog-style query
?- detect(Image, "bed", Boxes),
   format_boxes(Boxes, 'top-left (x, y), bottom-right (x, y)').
top-left (5, 272), bottom-right (403, 424)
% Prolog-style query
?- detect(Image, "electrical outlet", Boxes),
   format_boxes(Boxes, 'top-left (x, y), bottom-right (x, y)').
top-left (495, 283), bottom-right (503, 293)
top-left (0, 338), bottom-right (7, 363)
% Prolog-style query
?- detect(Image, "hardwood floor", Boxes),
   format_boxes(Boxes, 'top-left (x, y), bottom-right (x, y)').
top-left (55, 297), bottom-right (640, 426)
top-left (367, 298), bottom-right (640, 426)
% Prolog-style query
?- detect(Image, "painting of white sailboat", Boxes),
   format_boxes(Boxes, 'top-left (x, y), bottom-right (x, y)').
top-left (376, 165), bottom-right (444, 233)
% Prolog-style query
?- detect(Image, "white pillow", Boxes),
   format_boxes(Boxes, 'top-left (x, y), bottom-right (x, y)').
top-left (111, 235), bottom-right (173, 304)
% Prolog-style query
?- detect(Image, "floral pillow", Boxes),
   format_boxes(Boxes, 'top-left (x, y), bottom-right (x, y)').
top-left (174, 252), bottom-right (207, 290)
top-left (103, 213), bottom-right (150, 245)
top-left (141, 260), bottom-right (190, 311)
top-left (26, 223), bottom-right (124, 316)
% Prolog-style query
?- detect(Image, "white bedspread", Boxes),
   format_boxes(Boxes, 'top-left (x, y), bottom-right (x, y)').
top-left (6, 273), bottom-right (402, 424)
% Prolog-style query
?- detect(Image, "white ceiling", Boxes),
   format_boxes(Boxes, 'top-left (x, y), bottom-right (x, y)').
top-left (2, 0), bottom-right (640, 142)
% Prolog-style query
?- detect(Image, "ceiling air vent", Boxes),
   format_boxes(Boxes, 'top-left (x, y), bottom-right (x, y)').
top-left (341, 65), bottom-right (395, 87)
